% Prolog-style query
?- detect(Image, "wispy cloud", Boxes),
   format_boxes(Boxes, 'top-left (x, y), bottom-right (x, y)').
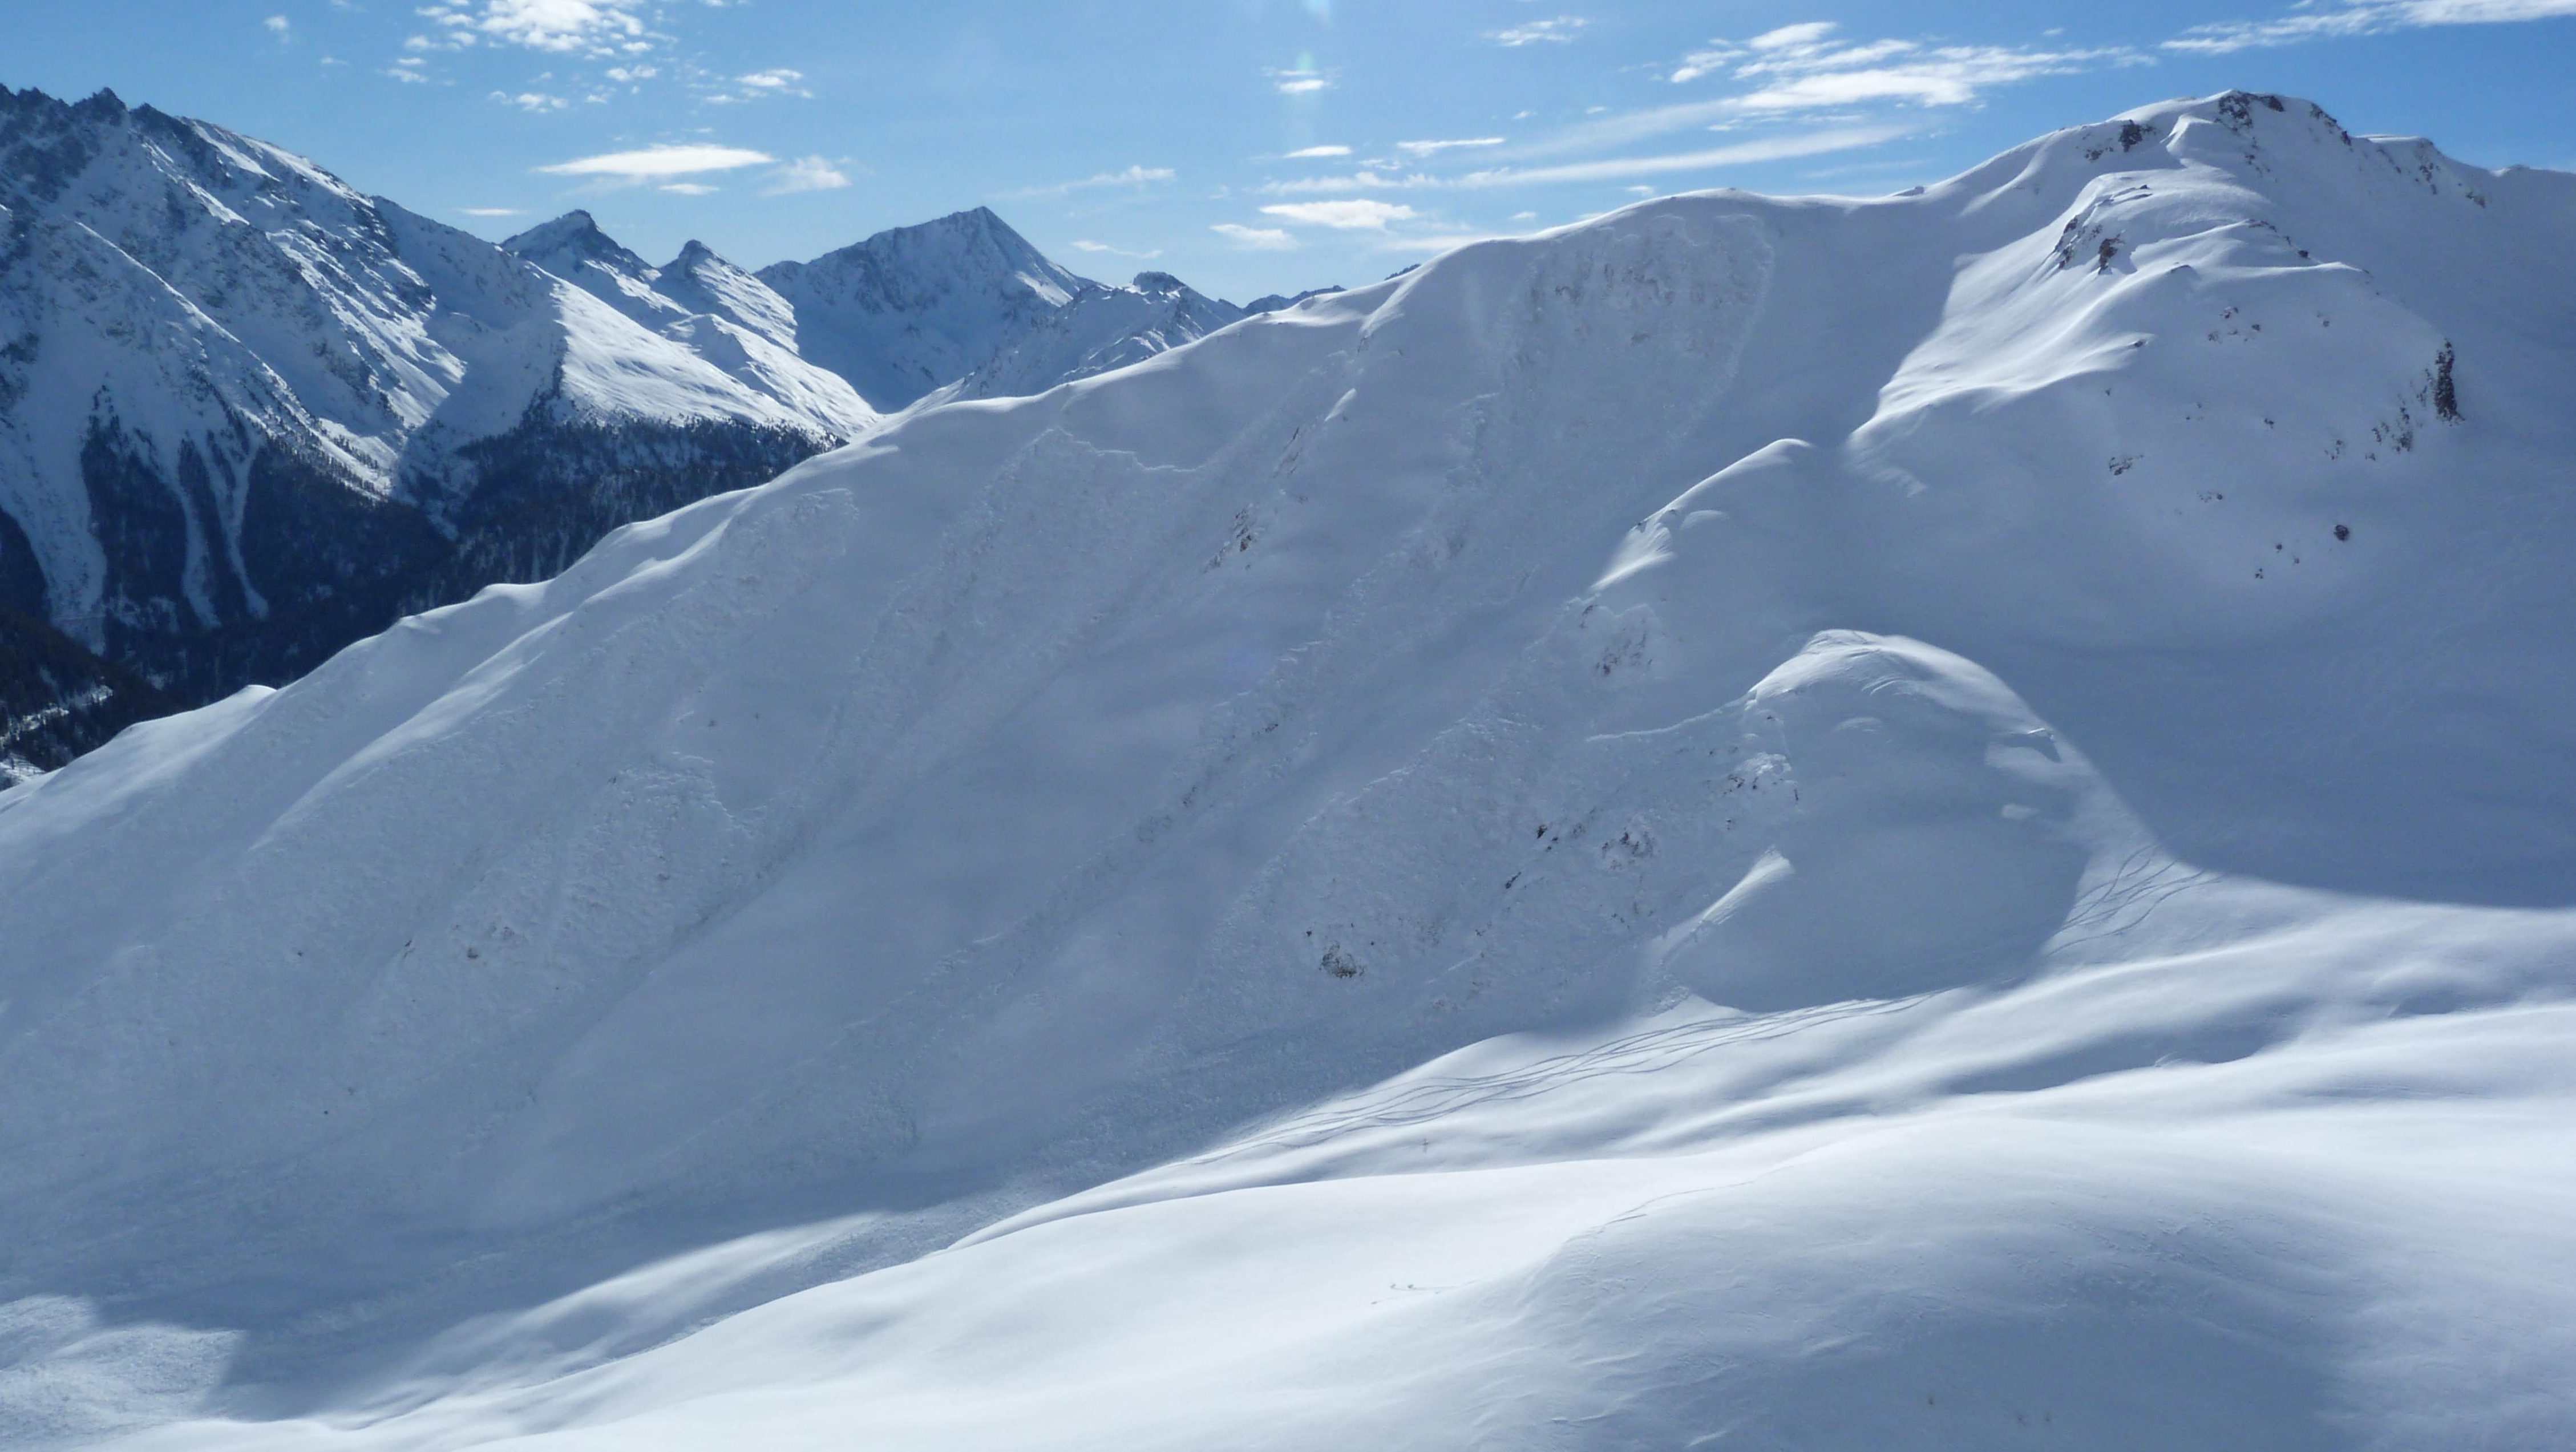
top-left (1668, 21), bottom-right (2142, 108)
top-left (1283, 144), bottom-right (1352, 159)
top-left (659, 182), bottom-right (717, 196)
top-left (264, 14), bottom-right (290, 38)
top-left (386, 58), bottom-right (430, 82)
top-left (1213, 222), bottom-right (1299, 250)
top-left (1261, 199), bottom-right (1419, 229)
top-left (999, 164), bottom-right (1176, 199)
top-left (764, 156), bottom-right (851, 195)
top-left (1256, 170), bottom-right (1420, 196)
top-left (1071, 240), bottom-right (1166, 259)
top-left (536, 143), bottom-right (774, 181)
top-left (1261, 124), bottom-right (1910, 195)
top-left (1451, 124), bottom-right (1916, 187)
top-left (2167, 0), bottom-right (2576, 52)
top-left (1487, 15), bottom-right (1589, 46)
top-left (1269, 65), bottom-right (1333, 95)
top-left (1396, 137), bottom-right (1505, 156)
top-left (492, 90), bottom-right (569, 111)
top-left (460, 207), bottom-right (527, 217)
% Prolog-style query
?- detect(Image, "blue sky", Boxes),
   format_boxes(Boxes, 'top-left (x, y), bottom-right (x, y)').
top-left (11, 2), bottom-right (2574, 301)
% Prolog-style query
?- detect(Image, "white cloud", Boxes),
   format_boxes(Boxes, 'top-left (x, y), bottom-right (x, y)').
top-left (604, 64), bottom-right (657, 83)
top-left (1071, 240), bottom-right (1166, 259)
top-left (492, 90), bottom-right (569, 111)
top-left (734, 67), bottom-right (812, 98)
top-left (414, 1), bottom-right (650, 55)
top-left (1661, 22), bottom-right (2141, 110)
top-left (386, 59), bottom-right (430, 82)
top-left (1212, 223), bottom-right (1299, 250)
top-left (1261, 199), bottom-right (1419, 229)
top-left (1396, 137), bottom-right (1506, 156)
top-left (1753, 21), bottom-right (1841, 51)
top-left (999, 164), bottom-right (1176, 199)
top-left (264, 14), bottom-right (290, 37)
top-left (1487, 15), bottom-right (1589, 46)
top-left (763, 155), bottom-right (851, 195)
top-left (2167, 0), bottom-right (2576, 52)
top-left (1269, 66), bottom-right (1333, 95)
top-left (1284, 144), bottom-right (1352, 159)
top-left (536, 143), bottom-right (774, 180)
top-left (659, 182), bottom-right (717, 195)
top-left (459, 207), bottom-right (528, 216)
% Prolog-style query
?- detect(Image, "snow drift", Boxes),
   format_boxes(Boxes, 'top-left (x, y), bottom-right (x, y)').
top-left (2, 93), bottom-right (2573, 1448)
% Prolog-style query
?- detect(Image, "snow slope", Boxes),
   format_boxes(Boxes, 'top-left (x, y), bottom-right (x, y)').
top-left (2, 92), bottom-right (2574, 1449)
top-left (499, 213), bottom-right (876, 438)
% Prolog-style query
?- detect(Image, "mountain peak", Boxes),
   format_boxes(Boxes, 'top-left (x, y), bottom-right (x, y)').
top-left (503, 209), bottom-right (652, 280)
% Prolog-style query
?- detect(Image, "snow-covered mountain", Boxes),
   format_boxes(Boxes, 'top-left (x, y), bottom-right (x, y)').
top-left (498, 212), bottom-right (876, 438)
top-left (0, 88), bottom-right (1256, 775)
top-left (755, 206), bottom-right (1249, 410)
top-left (953, 268), bottom-right (1247, 401)
top-left (5, 93), bottom-right (2574, 1449)
top-left (0, 84), bottom-right (847, 734)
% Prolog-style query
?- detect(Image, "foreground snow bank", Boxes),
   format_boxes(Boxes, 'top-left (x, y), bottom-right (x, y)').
top-left (2, 92), bottom-right (2573, 1447)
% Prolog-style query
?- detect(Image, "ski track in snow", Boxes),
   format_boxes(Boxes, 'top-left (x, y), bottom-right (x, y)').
top-left (1, 92), bottom-right (2574, 1449)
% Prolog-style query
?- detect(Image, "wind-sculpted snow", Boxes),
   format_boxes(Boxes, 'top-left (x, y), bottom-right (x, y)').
top-left (2, 94), bottom-right (2573, 1448)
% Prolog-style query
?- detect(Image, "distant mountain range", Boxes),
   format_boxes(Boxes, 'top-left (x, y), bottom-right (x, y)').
top-left (0, 83), bottom-right (1321, 780)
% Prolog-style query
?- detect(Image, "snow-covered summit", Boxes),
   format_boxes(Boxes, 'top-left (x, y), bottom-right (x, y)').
top-left (497, 209), bottom-right (650, 281)
top-left (4, 92), bottom-right (2575, 1447)
top-left (755, 205), bottom-right (1096, 407)
top-left (504, 212), bottom-right (877, 438)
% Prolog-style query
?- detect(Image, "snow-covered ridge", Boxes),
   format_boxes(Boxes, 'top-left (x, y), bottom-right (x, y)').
top-left (499, 211), bottom-right (875, 437)
top-left (3, 92), bottom-right (2574, 1447)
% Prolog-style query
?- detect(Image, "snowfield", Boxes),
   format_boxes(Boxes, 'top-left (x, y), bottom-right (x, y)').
top-left (2, 92), bottom-right (2574, 1447)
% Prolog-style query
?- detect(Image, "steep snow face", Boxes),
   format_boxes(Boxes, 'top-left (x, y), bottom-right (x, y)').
top-left (501, 216), bottom-right (874, 438)
top-left (953, 269), bottom-right (1247, 401)
top-left (755, 205), bottom-right (1094, 408)
top-left (3, 94), bottom-right (2575, 1449)
top-left (0, 87), bottom-right (846, 727)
